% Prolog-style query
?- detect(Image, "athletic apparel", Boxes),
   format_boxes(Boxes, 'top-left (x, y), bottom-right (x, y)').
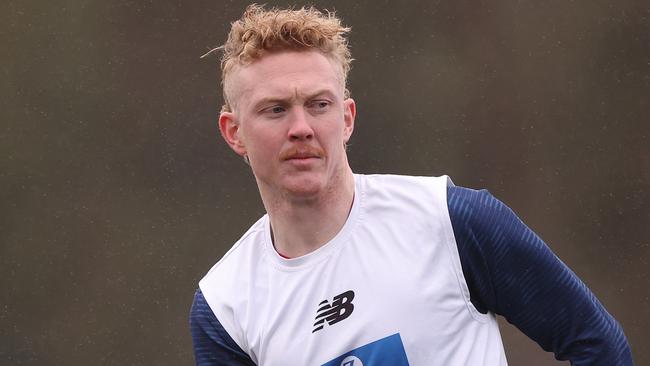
top-left (197, 175), bottom-right (506, 365)
top-left (191, 174), bottom-right (632, 365)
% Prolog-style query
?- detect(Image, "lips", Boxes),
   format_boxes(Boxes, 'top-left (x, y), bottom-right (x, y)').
top-left (286, 152), bottom-right (318, 160)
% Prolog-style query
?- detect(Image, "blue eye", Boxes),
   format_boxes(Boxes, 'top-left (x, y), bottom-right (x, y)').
top-left (271, 106), bottom-right (285, 113)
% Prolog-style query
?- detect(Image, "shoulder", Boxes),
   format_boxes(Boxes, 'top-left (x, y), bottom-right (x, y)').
top-left (196, 215), bottom-right (270, 357)
top-left (198, 214), bottom-right (269, 313)
top-left (446, 185), bottom-right (523, 233)
top-left (359, 173), bottom-right (453, 207)
top-left (360, 173), bottom-right (452, 189)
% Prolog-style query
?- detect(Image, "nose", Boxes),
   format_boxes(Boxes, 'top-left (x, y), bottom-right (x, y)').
top-left (287, 108), bottom-right (314, 141)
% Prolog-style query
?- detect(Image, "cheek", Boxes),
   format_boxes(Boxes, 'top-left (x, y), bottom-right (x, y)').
top-left (323, 129), bottom-right (347, 153)
top-left (245, 129), bottom-right (282, 154)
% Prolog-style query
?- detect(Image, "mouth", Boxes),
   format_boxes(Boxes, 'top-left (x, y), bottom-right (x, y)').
top-left (285, 153), bottom-right (320, 160)
top-left (283, 155), bottom-right (321, 168)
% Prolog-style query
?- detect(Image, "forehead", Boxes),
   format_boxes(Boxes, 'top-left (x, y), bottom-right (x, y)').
top-left (230, 50), bottom-right (344, 105)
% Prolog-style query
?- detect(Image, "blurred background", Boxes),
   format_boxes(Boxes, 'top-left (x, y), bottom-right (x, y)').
top-left (2, 0), bottom-right (648, 364)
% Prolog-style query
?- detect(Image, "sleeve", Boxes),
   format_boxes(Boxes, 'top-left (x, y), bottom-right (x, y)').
top-left (446, 186), bottom-right (633, 365)
top-left (189, 289), bottom-right (256, 366)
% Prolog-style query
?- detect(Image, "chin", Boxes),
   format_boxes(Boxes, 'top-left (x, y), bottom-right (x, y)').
top-left (281, 174), bottom-right (327, 198)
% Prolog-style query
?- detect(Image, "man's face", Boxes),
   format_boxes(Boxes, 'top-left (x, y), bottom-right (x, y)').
top-left (219, 50), bottom-right (356, 200)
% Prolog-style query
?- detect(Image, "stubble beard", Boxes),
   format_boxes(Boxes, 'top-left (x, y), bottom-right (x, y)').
top-left (259, 154), bottom-right (351, 211)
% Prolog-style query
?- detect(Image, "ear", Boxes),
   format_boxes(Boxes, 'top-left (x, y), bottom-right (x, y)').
top-left (218, 112), bottom-right (247, 156)
top-left (342, 98), bottom-right (356, 143)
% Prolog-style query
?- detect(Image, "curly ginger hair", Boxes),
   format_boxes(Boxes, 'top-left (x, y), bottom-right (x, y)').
top-left (207, 4), bottom-right (353, 112)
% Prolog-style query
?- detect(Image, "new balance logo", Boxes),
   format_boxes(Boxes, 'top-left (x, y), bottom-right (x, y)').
top-left (312, 290), bottom-right (355, 333)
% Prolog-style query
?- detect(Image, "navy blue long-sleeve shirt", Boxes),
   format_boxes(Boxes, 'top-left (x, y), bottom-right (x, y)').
top-left (190, 186), bottom-right (632, 365)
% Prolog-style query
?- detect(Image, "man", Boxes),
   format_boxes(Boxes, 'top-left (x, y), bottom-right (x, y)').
top-left (190, 5), bottom-right (632, 365)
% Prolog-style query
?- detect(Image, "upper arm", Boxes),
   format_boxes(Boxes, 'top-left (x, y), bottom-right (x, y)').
top-left (447, 186), bottom-right (632, 365)
top-left (189, 289), bottom-right (256, 366)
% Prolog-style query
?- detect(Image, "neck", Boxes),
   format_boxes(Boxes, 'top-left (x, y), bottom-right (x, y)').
top-left (259, 168), bottom-right (355, 258)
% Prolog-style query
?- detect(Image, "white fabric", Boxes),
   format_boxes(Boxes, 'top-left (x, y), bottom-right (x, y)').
top-left (199, 174), bottom-right (507, 366)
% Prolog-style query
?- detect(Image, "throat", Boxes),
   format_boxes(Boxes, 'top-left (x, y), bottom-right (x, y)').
top-left (268, 193), bottom-right (355, 259)
top-left (263, 169), bottom-right (356, 258)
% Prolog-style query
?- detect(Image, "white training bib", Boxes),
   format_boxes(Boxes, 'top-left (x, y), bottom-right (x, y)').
top-left (200, 174), bottom-right (507, 366)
